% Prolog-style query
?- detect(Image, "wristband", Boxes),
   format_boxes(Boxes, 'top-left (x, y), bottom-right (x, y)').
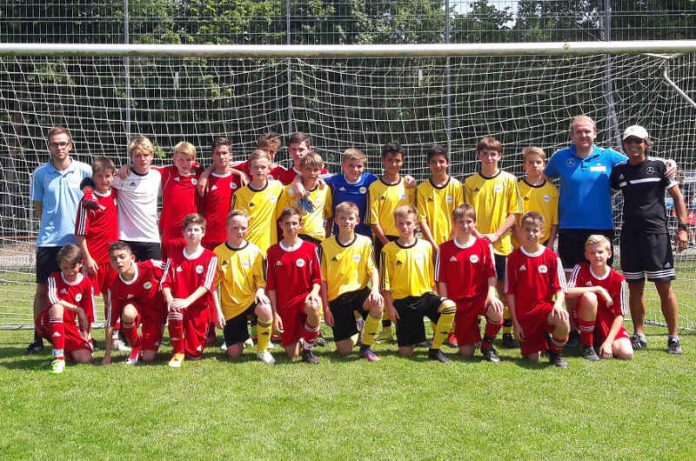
top-left (677, 223), bottom-right (689, 231)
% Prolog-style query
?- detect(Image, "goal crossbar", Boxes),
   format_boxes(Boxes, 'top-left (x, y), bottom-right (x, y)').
top-left (1, 41), bottom-right (696, 58)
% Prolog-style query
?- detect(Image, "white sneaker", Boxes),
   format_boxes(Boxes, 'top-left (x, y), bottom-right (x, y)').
top-left (256, 350), bottom-right (275, 364)
top-left (220, 341), bottom-right (228, 351)
top-left (112, 339), bottom-right (132, 352)
top-left (243, 337), bottom-right (254, 348)
top-left (51, 359), bottom-right (65, 374)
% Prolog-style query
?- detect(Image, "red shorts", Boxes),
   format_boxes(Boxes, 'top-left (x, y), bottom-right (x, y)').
top-left (91, 261), bottom-right (117, 298)
top-left (181, 304), bottom-right (211, 358)
top-left (454, 294), bottom-right (487, 346)
top-left (278, 301), bottom-right (307, 347)
top-left (162, 237), bottom-right (187, 261)
top-left (594, 310), bottom-right (630, 346)
top-left (134, 310), bottom-right (166, 351)
top-left (518, 302), bottom-right (555, 357)
top-left (36, 309), bottom-right (92, 354)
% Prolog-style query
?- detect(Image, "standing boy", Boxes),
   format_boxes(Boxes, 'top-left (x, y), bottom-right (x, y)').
top-left (321, 202), bottom-right (384, 361)
top-left (436, 204), bottom-right (504, 362)
top-left (505, 212), bottom-right (570, 367)
top-left (380, 205), bottom-right (456, 363)
top-left (610, 125), bottom-right (689, 354)
top-left (463, 136), bottom-right (523, 348)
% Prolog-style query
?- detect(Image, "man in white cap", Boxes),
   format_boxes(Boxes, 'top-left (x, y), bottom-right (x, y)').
top-left (610, 125), bottom-right (689, 354)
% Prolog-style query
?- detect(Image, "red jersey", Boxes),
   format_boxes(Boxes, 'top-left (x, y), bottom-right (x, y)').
top-left (106, 259), bottom-right (167, 327)
top-left (158, 165), bottom-right (199, 240)
top-left (274, 166), bottom-right (329, 186)
top-left (233, 160), bottom-right (288, 183)
top-left (161, 247), bottom-right (217, 310)
top-left (504, 246), bottom-right (566, 316)
top-left (568, 263), bottom-right (627, 319)
top-left (266, 240), bottom-right (321, 309)
top-left (436, 237), bottom-right (496, 300)
top-left (75, 189), bottom-right (119, 264)
top-left (199, 172), bottom-right (243, 247)
top-left (47, 271), bottom-right (96, 324)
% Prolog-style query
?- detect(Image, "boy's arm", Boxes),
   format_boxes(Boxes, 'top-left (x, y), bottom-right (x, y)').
top-left (383, 290), bottom-right (398, 321)
top-left (367, 267), bottom-right (383, 306)
top-left (75, 235), bottom-right (98, 276)
top-left (196, 165), bottom-right (215, 197)
top-left (268, 289), bottom-right (283, 333)
top-left (102, 323), bottom-right (114, 364)
top-left (485, 213), bottom-right (519, 244)
top-left (419, 219), bottom-right (437, 250)
top-left (599, 314), bottom-right (625, 358)
top-left (667, 184), bottom-right (690, 252)
top-left (546, 225), bottom-right (558, 249)
top-left (320, 281), bottom-right (334, 327)
top-left (33, 201), bottom-right (42, 222)
top-left (505, 294), bottom-right (522, 341)
top-left (485, 276), bottom-right (504, 314)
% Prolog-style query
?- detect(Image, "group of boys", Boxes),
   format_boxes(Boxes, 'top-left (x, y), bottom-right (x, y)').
top-left (31, 123), bottom-right (688, 373)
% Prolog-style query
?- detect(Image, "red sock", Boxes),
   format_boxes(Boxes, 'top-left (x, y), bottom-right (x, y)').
top-left (577, 318), bottom-right (595, 347)
top-left (168, 312), bottom-right (184, 354)
top-left (49, 317), bottom-right (65, 360)
top-left (301, 323), bottom-right (320, 351)
top-left (121, 322), bottom-right (141, 349)
top-left (481, 319), bottom-right (503, 348)
top-left (549, 335), bottom-right (568, 354)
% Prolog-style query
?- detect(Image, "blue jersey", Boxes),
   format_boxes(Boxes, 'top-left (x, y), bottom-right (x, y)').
top-left (545, 144), bottom-right (626, 230)
top-left (325, 172), bottom-right (378, 236)
top-left (31, 159), bottom-right (92, 247)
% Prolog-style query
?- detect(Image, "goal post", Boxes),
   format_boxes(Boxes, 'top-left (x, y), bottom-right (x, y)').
top-left (1, 41), bottom-right (695, 330)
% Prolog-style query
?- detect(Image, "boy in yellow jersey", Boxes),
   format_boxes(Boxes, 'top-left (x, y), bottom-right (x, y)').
top-left (512, 147), bottom-right (559, 249)
top-left (321, 202), bottom-right (384, 361)
top-left (368, 142), bottom-right (415, 341)
top-left (231, 150), bottom-right (284, 253)
top-left (214, 210), bottom-right (274, 364)
top-left (463, 136), bottom-right (523, 348)
top-left (380, 205), bottom-right (456, 363)
top-left (276, 152), bottom-right (333, 247)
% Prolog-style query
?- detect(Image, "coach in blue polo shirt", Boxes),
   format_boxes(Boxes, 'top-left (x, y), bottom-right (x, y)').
top-left (27, 126), bottom-right (92, 353)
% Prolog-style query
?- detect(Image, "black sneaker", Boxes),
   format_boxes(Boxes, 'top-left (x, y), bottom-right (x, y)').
top-left (549, 351), bottom-right (569, 368)
top-left (26, 338), bottom-right (44, 354)
top-left (415, 340), bottom-right (431, 348)
top-left (630, 333), bottom-right (647, 350)
top-left (502, 333), bottom-right (518, 349)
top-left (427, 348), bottom-right (450, 364)
top-left (566, 330), bottom-right (580, 349)
top-left (301, 349), bottom-right (320, 364)
top-left (667, 337), bottom-right (683, 355)
top-left (481, 345), bottom-right (501, 363)
top-left (582, 345), bottom-right (600, 361)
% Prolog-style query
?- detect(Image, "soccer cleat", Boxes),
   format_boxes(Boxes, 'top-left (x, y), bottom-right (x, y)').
top-left (566, 330), bottom-right (580, 349)
top-left (582, 346), bottom-right (600, 362)
top-left (125, 346), bottom-right (142, 365)
top-left (220, 341), bottom-right (228, 351)
top-left (376, 328), bottom-right (393, 343)
top-left (168, 352), bottom-right (185, 368)
top-left (549, 351), bottom-right (569, 368)
top-left (481, 345), bottom-right (501, 363)
top-left (27, 339), bottom-right (45, 354)
top-left (446, 333), bottom-right (459, 348)
top-left (415, 340), bottom-right (431, 348)
top-left (667, 337), bottom-right (683, 355)
top-left (242, 337), bottom-right (254, 348)
top-left (112, 338), bottom-right (131, 352)
top-left (630, 333), bottom-right (647, 350)
top-left (51, 359), bottom-right (65, 374)
top-left (314, 336), bottom-right (328, 348)
top-left (301, 349), bottom-right (320, 364)
top-left (256, 350), bottom-right (276, 364)
top-left (502, 333), bottom-right (518, 349)
top-left (359, 345), bottom-right (380, 362)
top-left (427, 348), bottom-right (451, 364)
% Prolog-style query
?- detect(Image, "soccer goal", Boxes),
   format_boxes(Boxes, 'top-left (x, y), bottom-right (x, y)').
top-left (1, 41), bottom-right (695, 330)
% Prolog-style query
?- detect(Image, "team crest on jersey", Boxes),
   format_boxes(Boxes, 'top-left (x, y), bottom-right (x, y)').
top-left (353, 254), bottom-right (361, 262)
top-left (195, 265), bottom-right (205, 274)
top-left (399, 193), bottom-right (406, 199)
top-left (359, 187), bottom-right (367, 194)
top-left (646, 166), bottom-right (655, 175)
top-left (192, 178), bottom-right (198, 186)
top-left (538, 265), bottom-right (548, 274)
top-left (446, 195), bottom-right (453, 203)
top-left (469, 255), bottom-right (479, 263)
top-left (75, 293), bottom-right (82, 302)
top-left (543, 194), bottom-right (550, 202)
top-left (242, 260), bottom-right (250, 269)
top-left (231, 183), bottom-right (238, 189)
top-left (143, 282), bottom-right (152, 290)
top-left (494, 185), bottom-right (503, 193)
top-left (565, 158), bottom-right (576, 168)
top-left (269, 196), bottom-right (277, 202)
top-left (296, 259), bottom-right (306, 268)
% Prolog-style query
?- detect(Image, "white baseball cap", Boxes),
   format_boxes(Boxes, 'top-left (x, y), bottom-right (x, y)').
top-left (622, 125), bottom-right (649, 142)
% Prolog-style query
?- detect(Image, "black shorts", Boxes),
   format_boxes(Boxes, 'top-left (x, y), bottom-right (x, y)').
top-left (329, 287), bottom-right (371, 342)
top-left (124, 241), bottom-right (162, 262)
top-left (620, 231), bottom-right (675, 283)
top-left (494, 254), bottom-right (507, 282)
top-left (374, 235), bottom-right (398, 265)
top-left (393, 292), bottom-right (444, 347)
top-left (35, 246), bottom-right (62, 283)
top-left (223, 304), bottom-right (256, 346)
top-left (299, 234), bottom-right (323, 259)
top-left (558, 229), bottom-right (615, 271)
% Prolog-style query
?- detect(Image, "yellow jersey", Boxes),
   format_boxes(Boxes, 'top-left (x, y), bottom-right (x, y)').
top-left (231, 180), bottom-right (284, 253)
top-left (380, 238), bottom-right (435, 300)
top-left (214, 241), bottom-right (266, 321)
top-left (367, 178), bottom-right (415, 237)
top-left (512, 178), bottom-right (559, 248)
top-left (416, 177), bottom-right (464, 246)
top-left (276, 183), bottom-right (333, 242)
top-left (321, 234), bottom-right (377, 301)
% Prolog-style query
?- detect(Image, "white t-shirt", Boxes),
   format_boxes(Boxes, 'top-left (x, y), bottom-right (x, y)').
top-left (112, 169), bottom-right (161, 242)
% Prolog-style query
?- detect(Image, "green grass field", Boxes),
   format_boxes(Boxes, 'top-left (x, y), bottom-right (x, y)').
top-left (1, 326), bottom-right (694, 460)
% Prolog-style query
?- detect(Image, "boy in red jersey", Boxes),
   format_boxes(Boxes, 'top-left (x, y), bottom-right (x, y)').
top-left (75, 157), bottom-right (125, 350)
top-left (162, 214), bottom-right (222, 368)
top-left (436, 204), bottom-right (504, 362)
top-left (35, 244), bottom-right (94, 373)
top-left (266, 208), bottom-right (324, 364)
top-left (505, 212), bottom-right (570, 368)
top-left (566, 235), bottom-right (633, 361)
top-left (103, 242), bottom-right (168, 365)
top-left (199, 137), bottom-right (244, 251)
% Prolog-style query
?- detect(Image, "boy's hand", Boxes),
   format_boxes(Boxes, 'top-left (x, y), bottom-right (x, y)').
top-left (664, 159), bottom-right (677, 180)
top-left (76, 308), bottom-right (89, 332)
top-left (483, 233), bottom-right (500, 244)
top-left (273, 313), bottom-right (284, 335)
top-left (116, 164), bottom-right (131, 180)
top-left (168, 298), bottom-right (188, 311)
top-left (215, 310), bottom-right (225, 329)
top-left (102, 356), bottom-right (112, 365)
top-left (550, 303), bottom-right (569, 322)
top-left (255, 291), bottom-right (271, 306)
top-left (305, 292), bottom-right (321, 309)
top-left (485, 296), bottom-right (504, 315)
top-left (317, 177), bottom-right (327, 190)
top-left (403, 175), bottom-right (416, 189)
top-left (676, 228), bottom-right (690, 252)
top-left (84, 255), bottom-right (99, 277)
top-left (367, 289), bottom-right (384, 307)
top-left (513, 319), bottom-right (524, 342)
top-left (196, 167), bottom-right (211, 197)
top-left (388, 303), bottom-right (399, 321)
top-left (323, 307), bottom-right (334, 327)
top-left (599, 341), bottom-right (613, 359)
top-left (596, 287), bottom-right (613, 306)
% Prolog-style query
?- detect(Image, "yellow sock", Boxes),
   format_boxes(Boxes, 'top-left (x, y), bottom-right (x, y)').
top-left (256, 319), bottom-right (272, 353)
top-left (503, 306), bottom-right (512, 335)
top-left (361, 313), bottom-right (382, 347)
top-left (431, 300), bottom-right (456, 350)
